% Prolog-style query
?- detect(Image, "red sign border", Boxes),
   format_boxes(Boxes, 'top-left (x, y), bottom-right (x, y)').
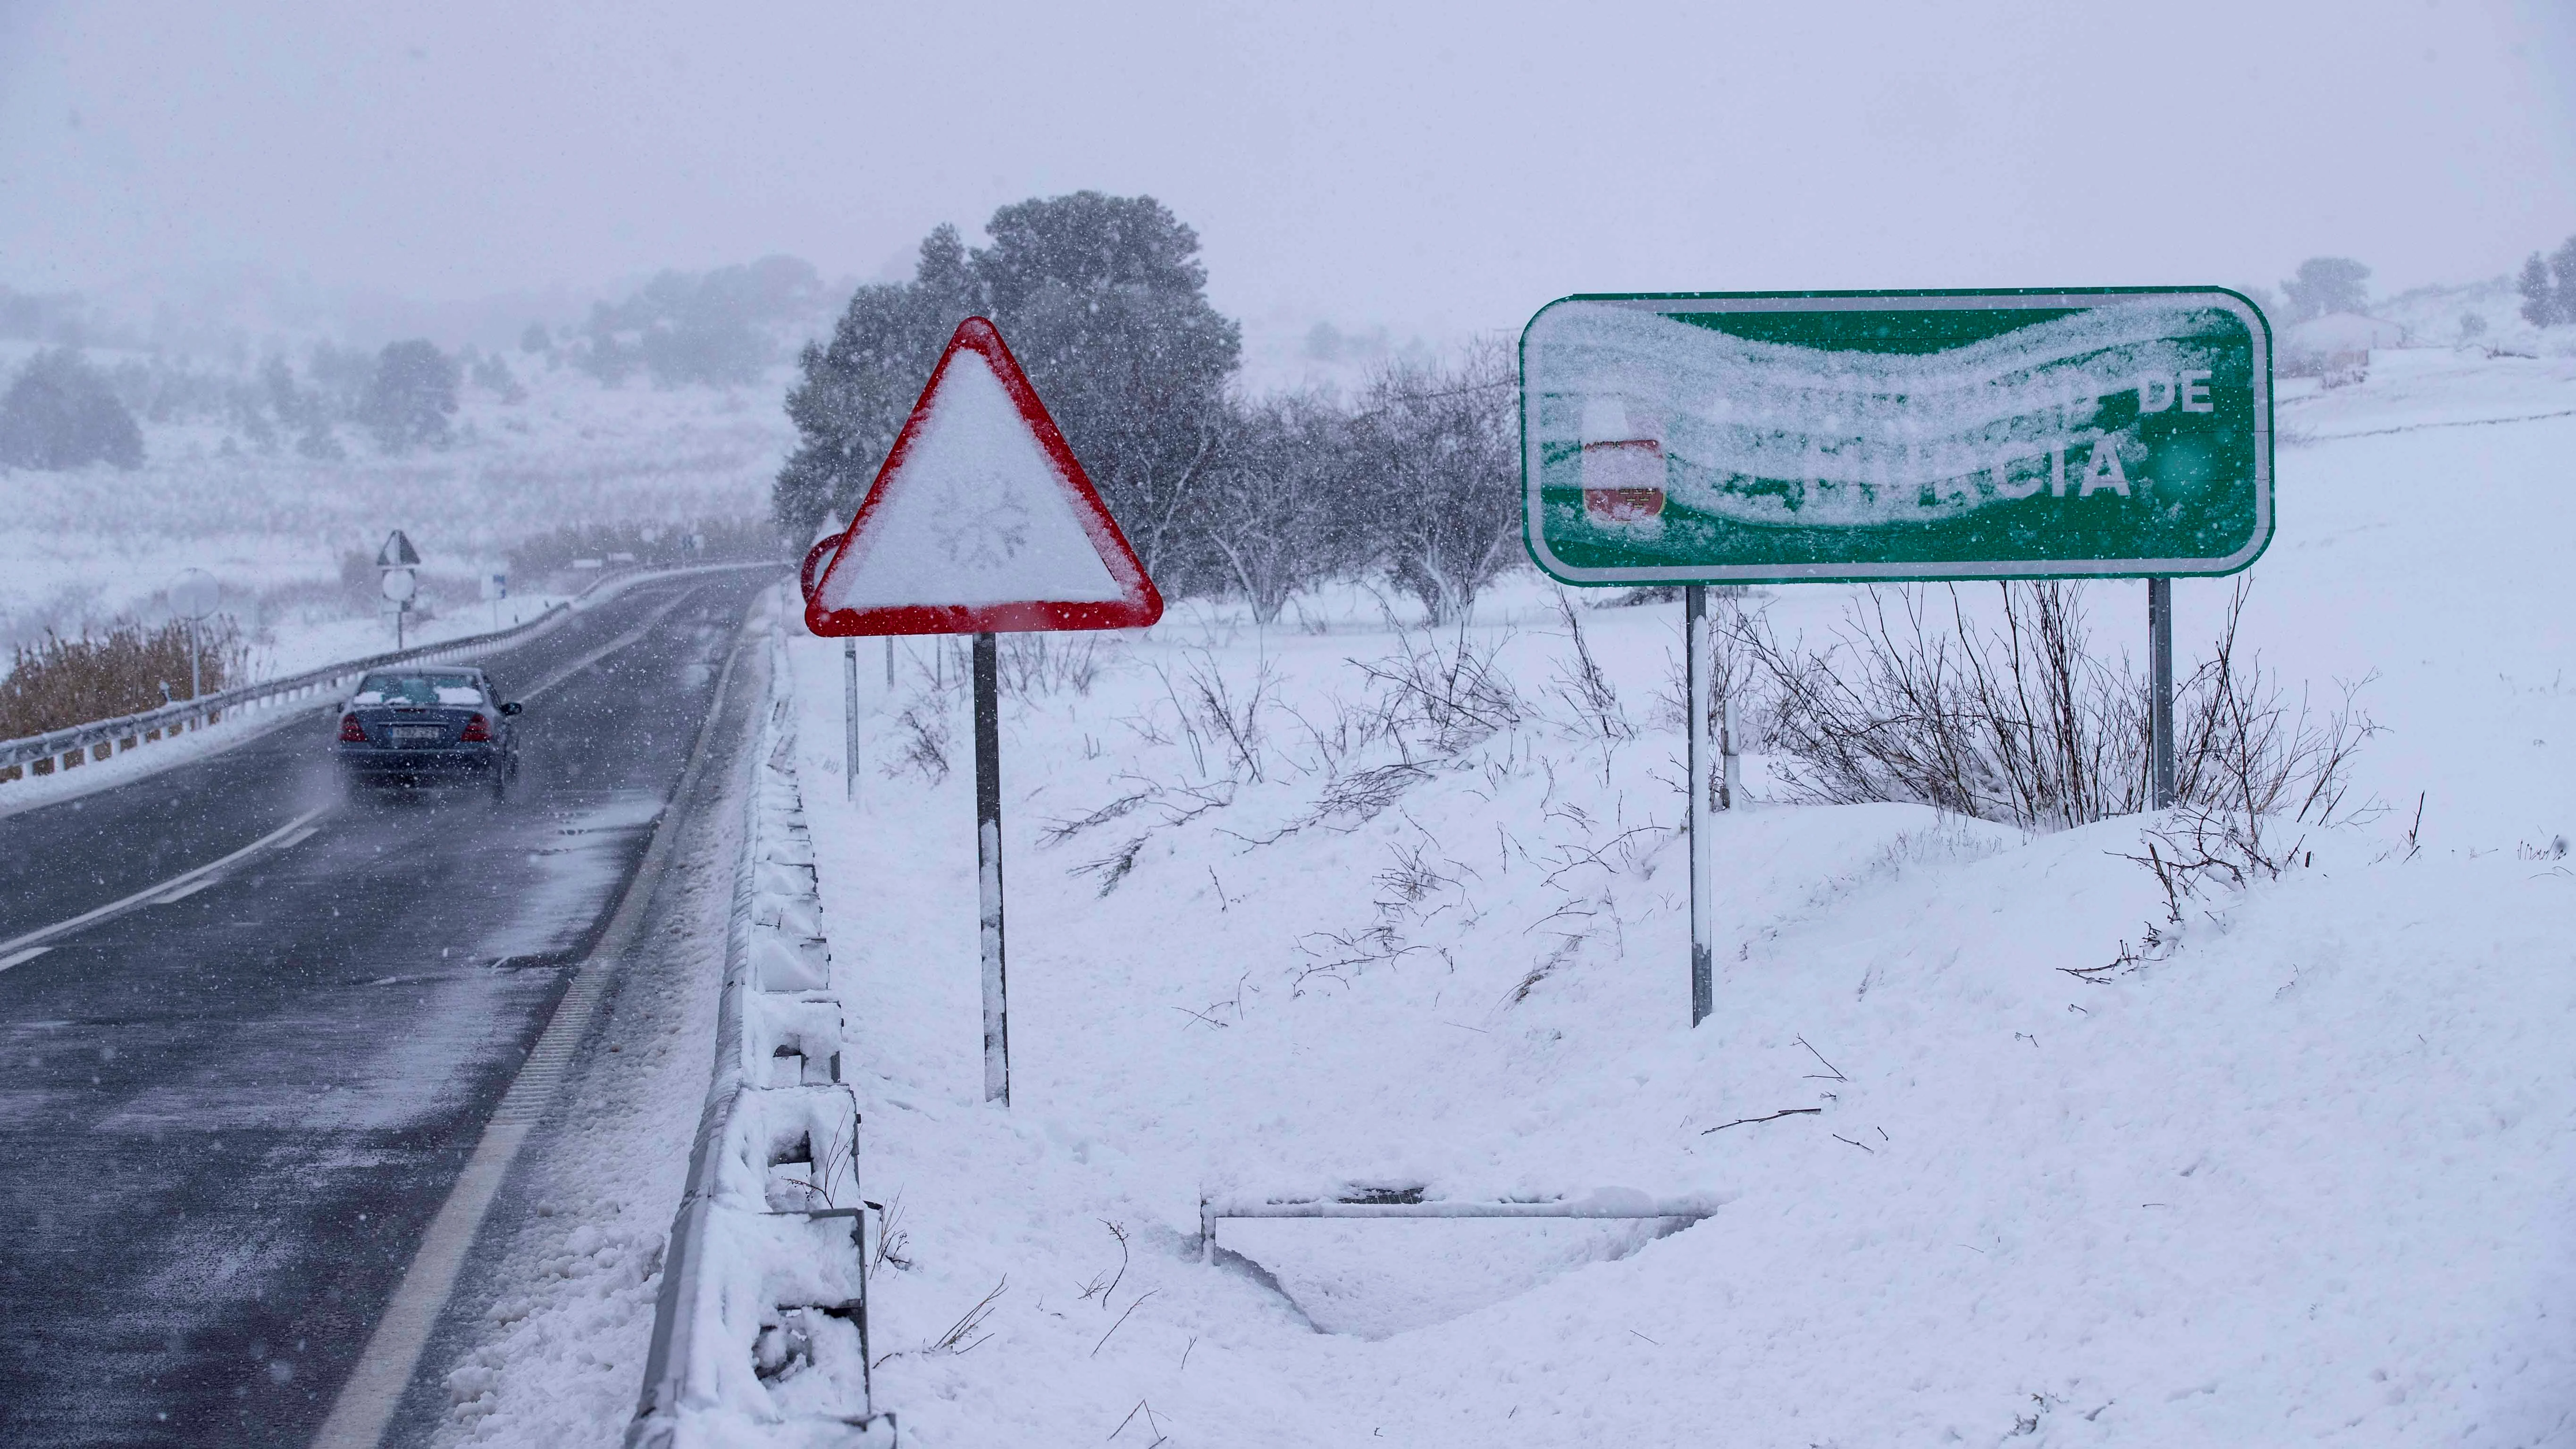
top-left (803, 317), bottom-right (1165, 637)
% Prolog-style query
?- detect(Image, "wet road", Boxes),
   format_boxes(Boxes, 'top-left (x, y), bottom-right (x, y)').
top-left (0, 569), bottom-right (773, 1447)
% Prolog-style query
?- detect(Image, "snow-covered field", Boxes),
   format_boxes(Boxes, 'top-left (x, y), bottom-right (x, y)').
top-left (752, 346), bottom-right (2576, 1446)
top-left (0, 349), bottom-right (786, 667)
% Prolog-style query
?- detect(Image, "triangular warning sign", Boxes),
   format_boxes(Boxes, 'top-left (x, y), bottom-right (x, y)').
top-left (377, 529), bottom-right (421, 569)
top-left (805, 318), bottom-right (1164, 637)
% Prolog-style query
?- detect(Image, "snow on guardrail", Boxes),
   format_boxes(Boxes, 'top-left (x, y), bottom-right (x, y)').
top-left (629, 610), bottom-right (893, 1449)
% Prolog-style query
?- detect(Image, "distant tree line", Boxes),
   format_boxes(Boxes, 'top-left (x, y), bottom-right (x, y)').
top-left (505, 516), bottom-right (785, 576)
top-left (551, 255), bottom-right (835, 388)
top-left (776, 192), bottom-right (1520, 625)
top-left (0, 333), bottom-right (511, 469)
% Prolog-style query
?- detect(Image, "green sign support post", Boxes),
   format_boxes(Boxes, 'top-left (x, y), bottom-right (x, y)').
top-left (1520, 288), bottom-right (2273, 1024)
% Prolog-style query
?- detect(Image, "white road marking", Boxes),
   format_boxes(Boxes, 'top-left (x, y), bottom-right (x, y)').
top-left (311, 607), bottom-right (753, 1449)
top-left (153, 879), bottom-right (219, 905)
top-left (516, 587), bottom-right (705, 704)
top-left (0, 805), bottom-right (332, 959)
top-left (0, 946), bottom-right (50, 972)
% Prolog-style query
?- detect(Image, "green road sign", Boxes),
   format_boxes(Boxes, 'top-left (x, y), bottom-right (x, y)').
top-left (1520, 289), bottom-right (2272, 584)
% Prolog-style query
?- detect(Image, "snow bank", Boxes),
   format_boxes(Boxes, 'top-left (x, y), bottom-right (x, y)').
top-left (780, 346), bottom-right (2576, 1445)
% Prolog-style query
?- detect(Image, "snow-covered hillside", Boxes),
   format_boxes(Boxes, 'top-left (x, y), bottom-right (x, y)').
top-left (703, 346), bottom-right (2576, 1447)
top-left (0, 350), bottom-right (790, 655)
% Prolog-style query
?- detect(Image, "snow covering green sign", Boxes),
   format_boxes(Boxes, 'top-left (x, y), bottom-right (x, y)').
top-left (1520, 289), bottom-right (2272, 584)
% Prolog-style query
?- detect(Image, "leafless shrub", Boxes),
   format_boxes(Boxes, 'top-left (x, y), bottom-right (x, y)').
top-left (999, 633), bottom-right (1104, 698)
top-left (1152, 646), bottom-right (1280, 783)
top-left (2163, 586), bottom-right (2376, 828)
top-left (1077, 1221), bottom-right (1130, 1305)
top-left (1547, 587), bottom-right (1636, 744)
top-left (1742, 578), bottom-right (2375, 833)
top-left (1074, 837), bottom-right (1147, 896)
top-left (1040, 787), bottom-right (1154, 846)
top-left (772, 1118), bottom-right (860, 1211)
top-left (1221, 761), bottom-right (1430, 848)
top-left (1375, 840), bottom-right (1458, 906)
top-left (2071, 811), bottom-right (2290, 985)
top-left (1291, 922), bottom-right (1427, 993)
top-left (884, 703), bottom-right (952, 783)
top-left (927, 1277), bottom-right (1006, 1355)
top-left (1349, 620), bottom-right (1524, 758)
top-left (868, 1191), bottom-right (913, 1274)
top-left (2063, 589), bottom-right (2382, 983)
top-left (903, 637), bottom-right (971, 700)
top-left (1509, 929), bottom-right (1586, 1004)
top-left (2, 615), bottom-right (246, 737)
top-left (1044, 777), bottom-right (1233, 891)
top-left (1307, 761), bottom-right (1431, 829)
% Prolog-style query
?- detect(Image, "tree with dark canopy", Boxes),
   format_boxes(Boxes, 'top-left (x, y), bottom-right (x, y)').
top-left (775, 193), bottom-right (1240, 580)
top-left (2521, 236), bottom-right (2576, 328)
top-left (359, 339), bottom-right (461, 453)
top-left (0, 348), bottom-right (143, 470)
top-left (2277, 257), bottom-right (2371, 323)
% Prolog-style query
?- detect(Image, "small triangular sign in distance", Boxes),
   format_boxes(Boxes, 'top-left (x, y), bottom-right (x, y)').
top-left (377, 530), bottom-right (421, 569)
top-left (805, 318), bottom-right (1164, 637)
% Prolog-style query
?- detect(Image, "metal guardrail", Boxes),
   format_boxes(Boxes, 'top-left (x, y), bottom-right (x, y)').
top-left (630, 615), bottom-right (891, 1447)
top-left (0, 561), bottom-right (779, 782)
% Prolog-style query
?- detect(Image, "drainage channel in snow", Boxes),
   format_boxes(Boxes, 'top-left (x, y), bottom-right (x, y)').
top-left (1218, 1216), bottom-right (1698, 1339)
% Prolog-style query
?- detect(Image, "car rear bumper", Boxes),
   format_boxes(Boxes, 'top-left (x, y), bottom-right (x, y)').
top-left (337, 748), bottom-right (507, 777)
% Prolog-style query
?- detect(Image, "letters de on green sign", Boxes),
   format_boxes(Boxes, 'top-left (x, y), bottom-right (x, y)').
top-left (1520, 289), bottom-right (2273, 585)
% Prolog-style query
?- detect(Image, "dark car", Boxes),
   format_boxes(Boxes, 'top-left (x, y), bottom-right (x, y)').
top-left (334, 666), bottom-right (522, 796)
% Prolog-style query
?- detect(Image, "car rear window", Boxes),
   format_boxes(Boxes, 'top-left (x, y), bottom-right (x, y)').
top-left (353, 671), bottom-right (486, 706)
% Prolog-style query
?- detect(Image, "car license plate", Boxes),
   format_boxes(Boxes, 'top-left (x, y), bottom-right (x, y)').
top-left (389, 725), bottom-right (445, 746)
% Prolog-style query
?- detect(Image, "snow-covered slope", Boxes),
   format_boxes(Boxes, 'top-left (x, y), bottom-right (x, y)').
top-left (745, 344), bottom-right (2576, 1447)
top-left (0, 356), bottom-right (789, 649)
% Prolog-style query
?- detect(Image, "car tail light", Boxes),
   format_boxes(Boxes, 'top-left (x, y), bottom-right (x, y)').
top-left (459, 713), bottom-right (493, 743)
top-left (338, 713), bottom-right (368, 743)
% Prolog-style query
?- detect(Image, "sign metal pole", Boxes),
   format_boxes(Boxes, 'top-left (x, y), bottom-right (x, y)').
top-left (2149, 577), bottom-right (2175, 808)
top-left (973, 631), bottom-right (1009, 1105)
top-left (1686, 586), bottom-right (1714, 1026)
top-left (843, 638), bottom-right (861, 803)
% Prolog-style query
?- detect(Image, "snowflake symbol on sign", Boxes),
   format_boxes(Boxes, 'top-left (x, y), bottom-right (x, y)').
top-left (930, 479), bottom-right (1032, 570)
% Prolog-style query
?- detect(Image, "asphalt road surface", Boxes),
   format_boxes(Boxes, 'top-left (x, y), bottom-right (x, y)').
top-left (0, 568), bottom-right (773, 1447)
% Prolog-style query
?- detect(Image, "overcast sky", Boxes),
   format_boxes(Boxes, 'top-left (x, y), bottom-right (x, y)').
top-left (2, 0), bottom-right (2571, 347)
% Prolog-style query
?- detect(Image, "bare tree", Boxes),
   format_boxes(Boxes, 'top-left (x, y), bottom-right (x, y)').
top-left (1196, 392), bottom-right (1346, 625)
top-left (1344, 340), bottom-right (1519, 625)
